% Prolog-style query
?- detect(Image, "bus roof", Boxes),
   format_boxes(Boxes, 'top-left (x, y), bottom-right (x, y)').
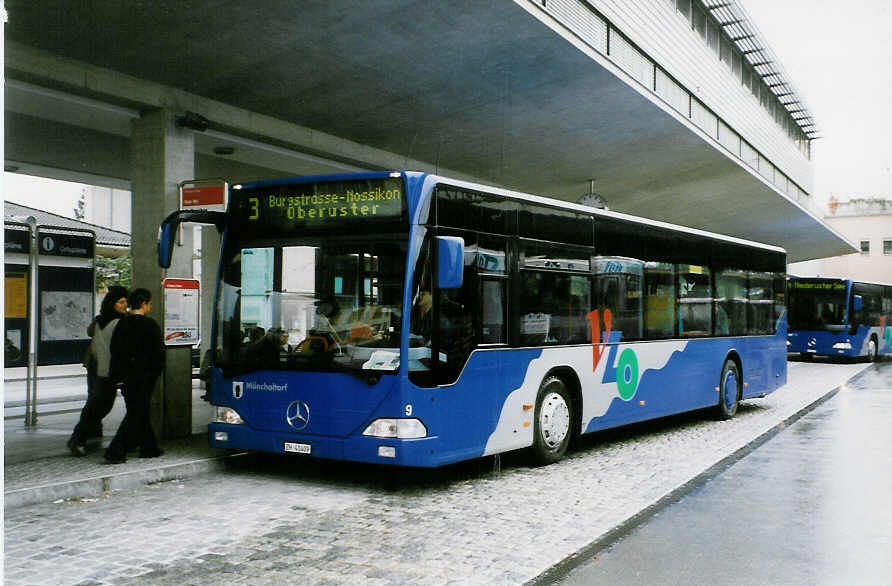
top-left (231, 170), bottom-right (785, 256)
top-left (419, 172), bottom-right (787, 256)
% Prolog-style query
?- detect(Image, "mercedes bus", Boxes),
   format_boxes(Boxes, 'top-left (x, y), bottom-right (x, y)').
top-left (787, 277), bottom-right (892, 361)
top-left (159, 171), bottom-right (788, 467)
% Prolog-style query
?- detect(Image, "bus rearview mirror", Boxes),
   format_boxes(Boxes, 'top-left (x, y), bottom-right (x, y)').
top-left (157, 209), bottom-right (228, 269)
top-left (853, 294), bottom-right (863, 311)
top-left (436, 236), bottom-right (464, 289)
top-left (158, 221), bottom-right (176, 269)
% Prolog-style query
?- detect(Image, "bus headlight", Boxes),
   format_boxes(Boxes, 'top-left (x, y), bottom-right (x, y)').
top-left (832, 341), bottom-right (852, 350)
top-left (215, 407), bottom-right (244, 425)
top-left (362, 418), bottom-right (427, 439)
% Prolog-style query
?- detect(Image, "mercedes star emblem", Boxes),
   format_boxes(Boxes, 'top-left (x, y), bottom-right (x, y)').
top-left (285, 400), bottom-right (310, 430)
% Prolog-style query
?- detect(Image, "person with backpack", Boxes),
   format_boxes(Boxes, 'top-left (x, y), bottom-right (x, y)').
top-left (67, 285), bottom-right (129, 456)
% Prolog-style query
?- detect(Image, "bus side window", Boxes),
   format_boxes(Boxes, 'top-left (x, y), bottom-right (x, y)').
top-left (480, 279), bottom-right (505, 344)
top-left (677, 265), bottom-right (713, 338)
top-left (519, 272), bottom-right (547, 345)
top-left (883, 287), bottom-right (892, 324)
top-left (439, 285), bottom-right (474, 380)
top-left (621, 273), bottom-right (643, 340)
top-left (409, 239), bottom-right (434, 345)
top-left (644, 262), bottom-right (675, 339)
top-left (595, 276), bottom-right (618, 314)
top-left (478, 235), bottom-right (507, 345)
top-left (437, 229), bottom-right (479, 385)
top-left (566, 275), bottom-right (591, 344)
top-left (715, 269), bottom-right (748, 336)
top-left (747, 272), bottom-right (774, 334)
top-left (592, 257), bottom-right (644, 341)
top-left (518, 271), bottom-right (574, 344)
top-left (860, 285), bottom-right (884, 326)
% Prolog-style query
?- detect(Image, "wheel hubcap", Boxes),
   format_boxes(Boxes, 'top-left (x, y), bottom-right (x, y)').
top-left (723, 370), bottom-right (738, 410)
top-left (539, 392), bottom-right (570, 449)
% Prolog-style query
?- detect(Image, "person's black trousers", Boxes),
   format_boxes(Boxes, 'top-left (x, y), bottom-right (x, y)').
top-left (105, 376), bottom-right (160, 459)
top-left (70, 368), bottom-right (118, 444)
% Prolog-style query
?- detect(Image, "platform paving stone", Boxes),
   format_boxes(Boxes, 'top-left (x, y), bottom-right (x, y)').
top-left (3, 361), bottom-right (870, 585)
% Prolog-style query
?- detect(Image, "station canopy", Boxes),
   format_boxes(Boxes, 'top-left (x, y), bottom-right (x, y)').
top-left (3, 0), bottom-right (853, 262)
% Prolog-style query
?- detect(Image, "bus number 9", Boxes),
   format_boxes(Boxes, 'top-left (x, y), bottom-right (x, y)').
top-left (405, 404), bottom-right (413, 417)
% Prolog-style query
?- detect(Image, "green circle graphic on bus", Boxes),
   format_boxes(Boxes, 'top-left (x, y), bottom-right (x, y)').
top-left (616, 348), bottom-right (640, 401)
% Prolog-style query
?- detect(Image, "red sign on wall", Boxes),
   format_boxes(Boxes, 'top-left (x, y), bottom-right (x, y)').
top-left (162, 278), bottom-right (201, 346)
top-left (180, 180), bottom-right (228, 212)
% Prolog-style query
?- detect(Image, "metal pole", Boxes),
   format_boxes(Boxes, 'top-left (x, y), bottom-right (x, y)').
top-left (25, 217), bottom-right (39, 426)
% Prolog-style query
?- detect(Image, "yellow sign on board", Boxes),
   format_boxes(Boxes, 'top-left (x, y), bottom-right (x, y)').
top-left (5, 273), bottom-right (28, 319)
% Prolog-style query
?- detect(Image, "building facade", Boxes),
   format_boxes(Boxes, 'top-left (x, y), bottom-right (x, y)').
top-left (85, 185), bottom-right (131, 234)
top-left (542, 0), bottom-right (818, 212)
top-left (788, 198), bottom-right (892, 283)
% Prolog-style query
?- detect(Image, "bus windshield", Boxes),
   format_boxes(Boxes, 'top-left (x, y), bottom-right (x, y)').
top-left (788, 281), bottom-right (847, 331)
top-left (214, 236), bottom-right (407, 377)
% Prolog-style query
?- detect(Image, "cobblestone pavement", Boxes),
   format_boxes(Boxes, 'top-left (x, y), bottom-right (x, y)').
top-left (3, 361), bottom-right (869, 585)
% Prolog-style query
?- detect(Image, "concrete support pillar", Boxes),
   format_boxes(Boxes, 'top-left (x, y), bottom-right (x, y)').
top-left (200, 226), bottom-right (222, 371)
top-left (130, 108), bottom-right (195, 440)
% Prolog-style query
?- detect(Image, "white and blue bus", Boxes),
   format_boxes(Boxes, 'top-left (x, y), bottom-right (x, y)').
top-left (787, 277), bottom-right (892, 361)
top-left (159, 171), bottom-right (787, 467)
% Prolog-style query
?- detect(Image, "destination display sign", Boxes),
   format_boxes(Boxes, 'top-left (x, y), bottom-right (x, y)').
top-left (230, 177), bottom-right (407, 238)
top-left (790, 280), bottom-right (846, 291)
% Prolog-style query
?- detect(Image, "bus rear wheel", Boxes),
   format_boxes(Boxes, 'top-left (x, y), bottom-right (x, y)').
top-left (867, 337), bottom-right (878, 362)
top-left (716, 360), bottom-right (741, 420)
top-left (532, 376), bottom-right (572, 465)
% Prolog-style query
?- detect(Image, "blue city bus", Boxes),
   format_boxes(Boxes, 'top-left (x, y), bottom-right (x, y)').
top-left (159, 171), bottom-right (787, 467)
top-left (787, 277), bottom-right (892, 361)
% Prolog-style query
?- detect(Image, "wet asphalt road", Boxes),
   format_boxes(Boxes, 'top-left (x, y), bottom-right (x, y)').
top-left (553, 359), bottom-right (892, 586)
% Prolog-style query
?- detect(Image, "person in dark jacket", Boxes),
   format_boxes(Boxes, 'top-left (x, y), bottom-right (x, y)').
top-left (67, 285), bottom-right (129, 456)
top-left (104, 288), bottom-right (165, 463)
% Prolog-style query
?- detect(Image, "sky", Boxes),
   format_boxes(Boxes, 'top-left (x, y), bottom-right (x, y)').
top-left (4, 173), bottom-right (85, 218)
top-left (741, 0), bottom-right (892, 203)
top-left (3, 0), bottom-right (890, 214)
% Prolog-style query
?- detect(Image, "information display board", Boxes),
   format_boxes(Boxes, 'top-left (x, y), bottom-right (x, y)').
top-left (38, 265), bottom-right (94, 364)
top-left (163, 278), bottom-right (201, 346)
top-left (5, 224), bottom-right (96, 365)
top-left (37, 229), bottom-right (95, 365)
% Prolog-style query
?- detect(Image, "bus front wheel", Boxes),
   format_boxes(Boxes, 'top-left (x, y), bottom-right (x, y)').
top-left (716, 360), bottom-right (741, 420)
top-left (532, 376), bottom-right (572, 465)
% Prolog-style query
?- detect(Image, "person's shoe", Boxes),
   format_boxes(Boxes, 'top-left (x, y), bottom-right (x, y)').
top-left (103, 452), bottom-right (126, 464)
top-left (67, 438), bottom-right (87, 457)
top-left (139, 449), bottom-right (164, 459)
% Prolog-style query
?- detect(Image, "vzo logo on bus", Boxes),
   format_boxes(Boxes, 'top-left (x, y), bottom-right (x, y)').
top-left (587, 309), bottom-right (640, 401)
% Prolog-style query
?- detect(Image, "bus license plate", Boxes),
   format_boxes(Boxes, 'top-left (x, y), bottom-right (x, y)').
top-left (284, 442), bottom-right (311, 454)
